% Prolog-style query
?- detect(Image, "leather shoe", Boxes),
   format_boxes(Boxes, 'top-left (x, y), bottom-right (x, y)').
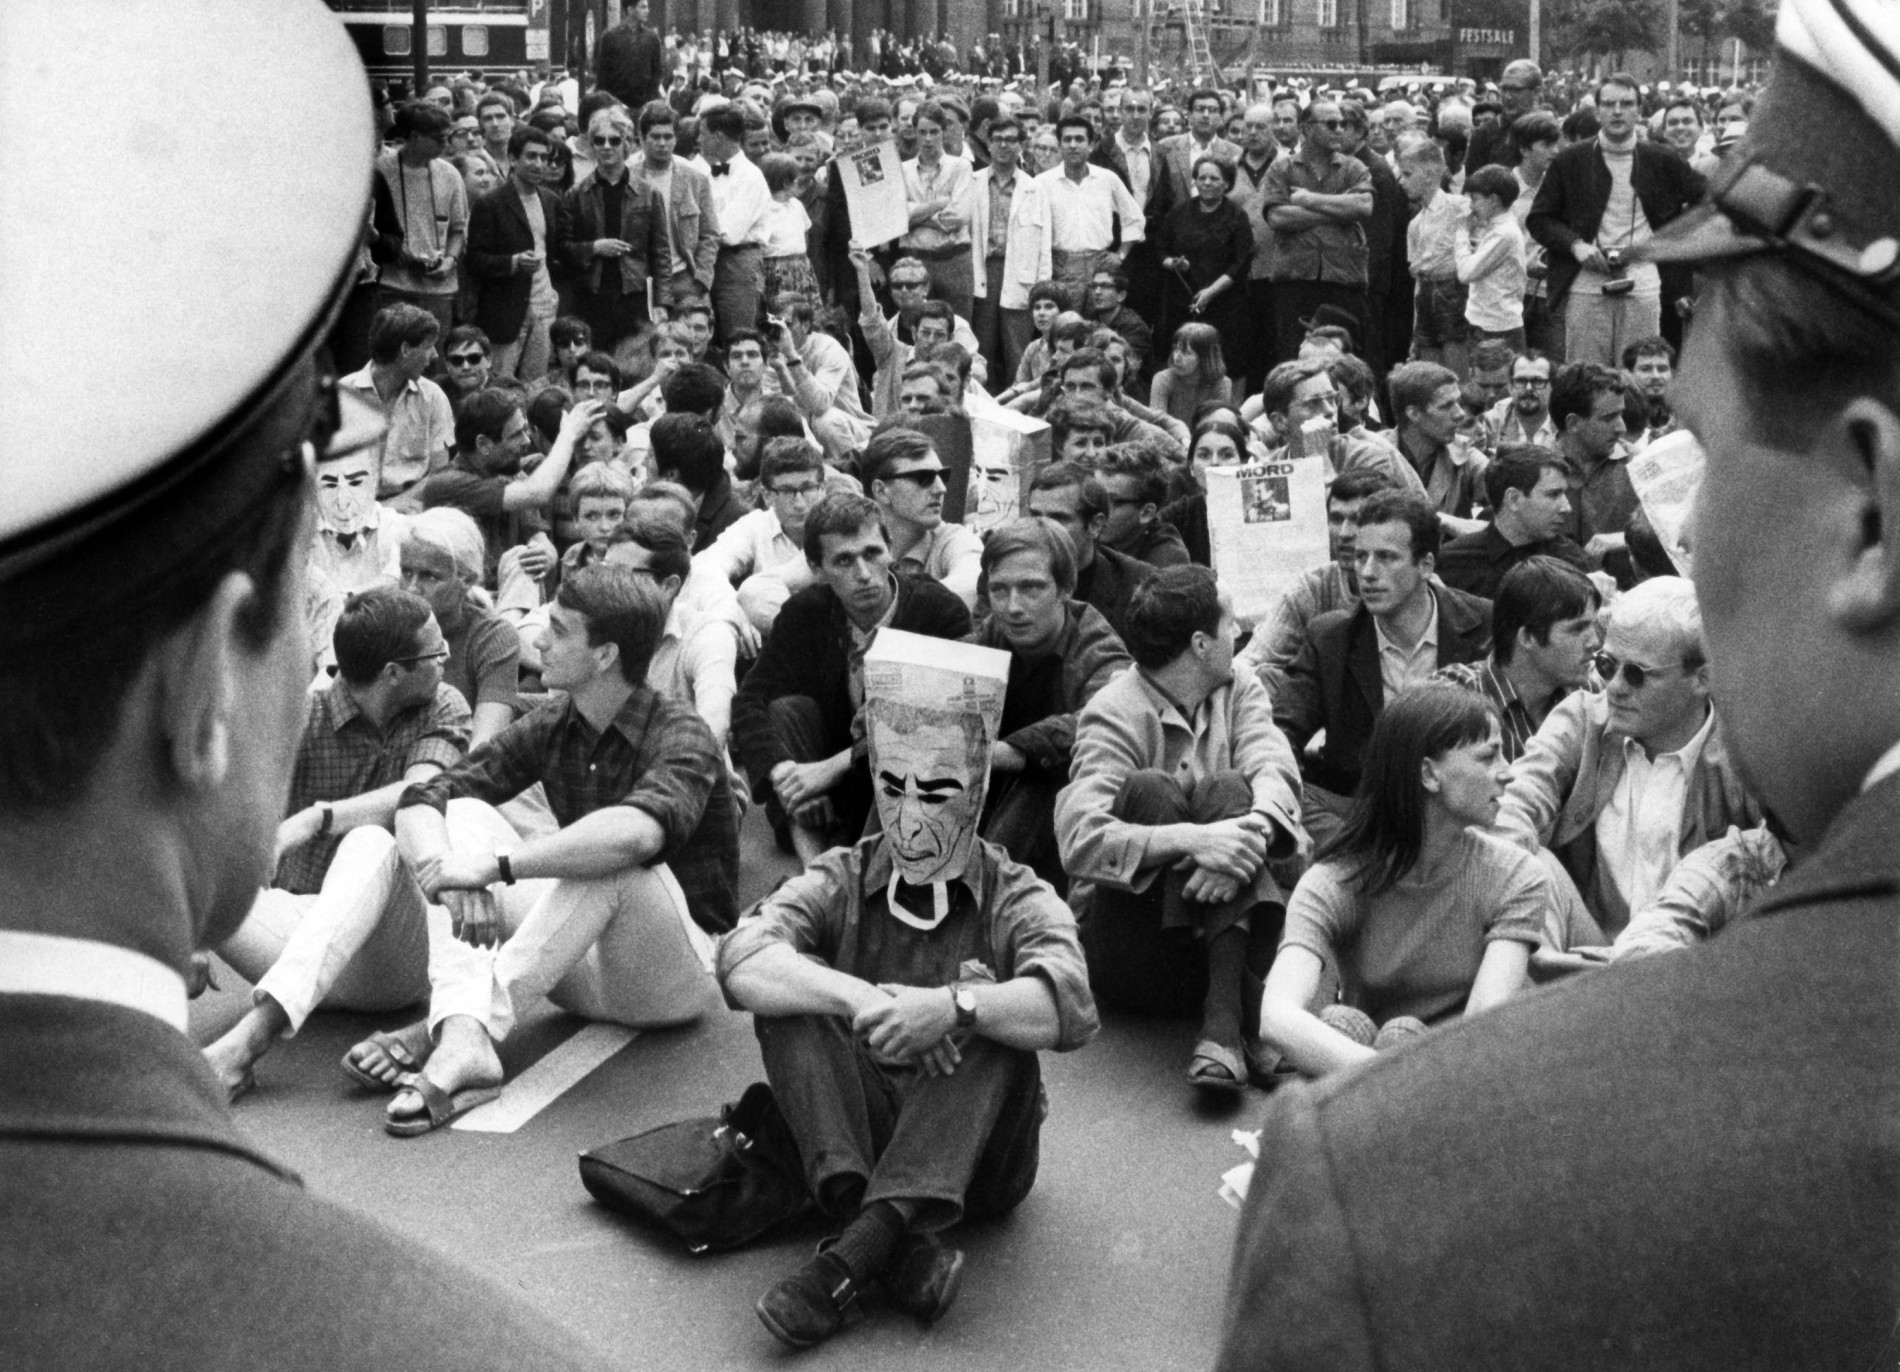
top-left (756, 1247), bottom-right (863, 1348)
top-left (883, 1231), bottom-right (967, 1324)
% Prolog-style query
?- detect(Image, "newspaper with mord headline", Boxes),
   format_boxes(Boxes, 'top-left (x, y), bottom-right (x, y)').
top-left (1205, 419), bottom-right (1331, 624)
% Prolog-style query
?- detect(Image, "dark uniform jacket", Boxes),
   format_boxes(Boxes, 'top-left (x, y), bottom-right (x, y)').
top-left (0, 994), bottom-right (612, 1372)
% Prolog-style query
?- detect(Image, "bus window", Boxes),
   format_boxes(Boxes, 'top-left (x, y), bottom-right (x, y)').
top-left (462, 25), bottom-right (489, 56)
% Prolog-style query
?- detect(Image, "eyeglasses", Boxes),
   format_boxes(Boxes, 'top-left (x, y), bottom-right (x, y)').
top-left (1311, 119), bottom-right (1345, 130)
top-left (1513, 376), bottom-right (1551, 388)
top-left (1593, 652), bottom-right (1695, 690)
top-left (593, 134), bottom-right (627, 148)
top-left (890, 279), bottom-right (929, 293)
top-left (884, 467), bottom-right (946, 487)
top-left (395, 645), bottom-right (451, 667)
top-left (766, 482), bottom-right (823, 501)
top-left (446, 352), bottom-right (486, 365)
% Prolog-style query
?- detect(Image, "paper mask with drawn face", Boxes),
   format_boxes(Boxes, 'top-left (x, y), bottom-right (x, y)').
top-left (316, 451), bottom-right (379, 535)
top-left (868, 701), bottom-right (991, 892)
top-left (861, 630), bottom-right (1010, 925)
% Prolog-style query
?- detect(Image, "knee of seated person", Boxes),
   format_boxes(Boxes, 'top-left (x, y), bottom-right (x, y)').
top-left (1187, 770), bottom-right (1253, 824)
top-left (331, 824), bottom-right (398, 866)
top-left (736, 577), bottom-right (783, 636)
top-left (1316, 1002), bottom-right (1378, 1047)
top-left (1111, 768), bottom-right (1190, 825)
top-left (1372, 1015), bottom-right (1429, 1051)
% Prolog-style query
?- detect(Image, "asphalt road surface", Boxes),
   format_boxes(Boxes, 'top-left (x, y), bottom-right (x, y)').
top-left (190, 808), bottom-right (1258, 1370)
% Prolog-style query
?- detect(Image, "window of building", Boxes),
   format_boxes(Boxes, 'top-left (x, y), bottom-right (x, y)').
top-left (1062, 0), bottom-right (1090, 20)
top-left (1317, 0), bottom-right (1339, 26)
top-left (1390, 0), bottom-right (1407, 25)
top-left (1263, 0), bottom-right (1284, 23)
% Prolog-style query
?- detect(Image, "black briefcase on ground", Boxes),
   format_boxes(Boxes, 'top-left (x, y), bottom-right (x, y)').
top-left (578, 1082), bottom-right (816, 1254)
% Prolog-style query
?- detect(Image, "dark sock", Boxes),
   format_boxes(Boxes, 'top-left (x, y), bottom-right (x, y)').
top-left (830, 1200), bottom-right (903, 1281)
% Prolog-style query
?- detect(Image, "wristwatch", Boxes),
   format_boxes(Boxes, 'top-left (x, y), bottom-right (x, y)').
top-left (952, 984), bottom-right (978, 1030)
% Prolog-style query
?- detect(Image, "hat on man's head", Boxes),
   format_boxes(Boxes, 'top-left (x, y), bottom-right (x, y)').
top-left (0, 0), bottom-right (375, 626)
top-left (1299, 303), bottom-right (1360, 348)
top-left (1643, 0), bottom-right (1900, 326)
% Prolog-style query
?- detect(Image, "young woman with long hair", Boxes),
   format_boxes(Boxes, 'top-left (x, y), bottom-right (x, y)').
top-left (1257, 683), bottom-right (1549, 1078)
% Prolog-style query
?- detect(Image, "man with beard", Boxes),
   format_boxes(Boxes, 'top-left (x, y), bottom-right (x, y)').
top-left (1486, 349), bottom-right (1559, 448)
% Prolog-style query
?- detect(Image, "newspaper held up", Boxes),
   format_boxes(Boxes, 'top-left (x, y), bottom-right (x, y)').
top-left (1626, 429), bottom-right (1705, 578)
top-left (1205, 452), bottom-right (1330, 624)
top-left (837, 139), bottom-right (909, 249)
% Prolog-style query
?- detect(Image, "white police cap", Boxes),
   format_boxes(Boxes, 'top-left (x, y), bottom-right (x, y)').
top-left (0, 0), bottom-right (376, 578)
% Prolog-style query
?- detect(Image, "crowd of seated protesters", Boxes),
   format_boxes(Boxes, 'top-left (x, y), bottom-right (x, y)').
top-left (247, 119), bottom-right (1781, 1347)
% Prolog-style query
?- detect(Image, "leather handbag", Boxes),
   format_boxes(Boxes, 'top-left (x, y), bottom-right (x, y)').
top-left (578, 1082), bottom-right (815, 1254)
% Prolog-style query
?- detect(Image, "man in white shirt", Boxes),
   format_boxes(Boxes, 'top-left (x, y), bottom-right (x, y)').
top-left (971, 116), bottom-right (1049, 387)
top-left (1037, 114), bottom-right (1145, 289)
top-left (698, 440), bottom-right (827, 634)
top-left (696, 103), bottom-right (770, 343)
top-left (603, 516), bottom-right (739, 750)
top-left (765, 292), bottom-right (874, 462)
top-left (1495, 576), bottom-right (1763, 943)
top-left (338, 303), bottom-right (456, 504)
top-left (898, 99), bottom-right (976, 317)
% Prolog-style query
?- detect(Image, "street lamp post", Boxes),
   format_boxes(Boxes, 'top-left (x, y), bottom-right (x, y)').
top-left (413, 0), bottom-right (429, 94)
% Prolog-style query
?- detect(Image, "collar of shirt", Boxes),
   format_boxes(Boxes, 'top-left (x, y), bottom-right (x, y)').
top-left (0, 931), bottom-right (188, 1034)
top-left (893, 523), bottom-right (942, 571)
top-left (1131, 666), bottom-right (1210, 735)
top-left (323, 674), bottom-right (367, 730)
top-left (1373, 594), bottom-right (1440, 668)
top-left (339, 365), bottom-right (418, 399)
top-left (662, 600), bottom-right (686, 644)
top-left (559, 683), bottom-right (666, 750)
top-left (1623, 703), bottom-right (1715, 772)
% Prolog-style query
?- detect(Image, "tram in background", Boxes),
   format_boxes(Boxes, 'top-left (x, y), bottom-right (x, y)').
top-left (328, 3), bottom-right (535, 79)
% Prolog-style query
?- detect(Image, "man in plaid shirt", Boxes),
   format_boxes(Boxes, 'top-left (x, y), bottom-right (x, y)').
top-left (201, 588), bottom-right (470, 1102)
top-left (360, 565), bottom-right (737, 1135)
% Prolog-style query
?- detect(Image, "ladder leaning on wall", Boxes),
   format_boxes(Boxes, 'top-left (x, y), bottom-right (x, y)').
top-left (1182, 0), bottom-right (1216, 83)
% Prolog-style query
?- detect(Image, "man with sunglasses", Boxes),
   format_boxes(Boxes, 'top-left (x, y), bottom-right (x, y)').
top-left (1262, 99), bottom-right (1372, 368)
top-left (436, 325), bottom-right (492, 410)
top-left (1493, 575), bottom-right (1761, 946)
top-left (865, 425), bottom-right (983, 611)
top-left (202, 589), bottom-right (470, 1103)
top-left (557, 108), bottom-right (671, 357)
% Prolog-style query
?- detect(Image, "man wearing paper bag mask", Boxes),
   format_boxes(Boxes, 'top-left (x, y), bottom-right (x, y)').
top-left (719, 630), bottom-right (1099, 1350)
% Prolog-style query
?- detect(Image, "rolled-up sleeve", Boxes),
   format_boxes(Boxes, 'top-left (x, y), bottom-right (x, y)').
top-left (989, 855), bottom-right (1100, 1052)
top-left (624, 707), bottom-right (719, 853)
top-left (399, 707), bottom-right (548, 813)
top-left (405, 687), bottom-right (474, 773)
top-left (715, 848), bottom-right (853, 1004)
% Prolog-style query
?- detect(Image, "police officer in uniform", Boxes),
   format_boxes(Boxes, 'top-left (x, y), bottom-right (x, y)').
top-left (0, 4), bottom-right (612, 1368)
top-left (1216, 0), bottom-right (1900, 1365)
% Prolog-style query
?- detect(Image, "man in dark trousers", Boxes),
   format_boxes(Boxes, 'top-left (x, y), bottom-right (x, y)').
top-left (595, 0), bottom-right (664, 110)
top-left (1217, 1), bottom-right (1900, 1362)
top-left (465, 125), bottom-right (564, 382)
top-left (0, 3), bottom-right (613, 1369)
top-left (731, 492), bottom-right (971, 864)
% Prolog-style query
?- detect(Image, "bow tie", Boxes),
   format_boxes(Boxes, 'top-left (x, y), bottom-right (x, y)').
top-left (711, 162), bottom-right (731, 177)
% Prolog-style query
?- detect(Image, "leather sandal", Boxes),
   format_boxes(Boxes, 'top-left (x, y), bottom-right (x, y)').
top-left (1187, 1039), bottom-right (1247, 1094)
top-left (384, 1076), bottom-right (502, 1137)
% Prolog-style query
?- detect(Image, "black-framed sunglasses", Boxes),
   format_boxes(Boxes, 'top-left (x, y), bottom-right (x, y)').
top-left (1593, 652), bottom-right (1693, 690)
top-left (446, 352), bottom-right (487, 365)
top-left (884, 467), bottom-right (947, 487)
top-left (593, 134), bottom-right (627, 147)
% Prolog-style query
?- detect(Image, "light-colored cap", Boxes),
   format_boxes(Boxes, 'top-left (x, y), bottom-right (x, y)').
top-left (0, 0), bottom-right (374, 555)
